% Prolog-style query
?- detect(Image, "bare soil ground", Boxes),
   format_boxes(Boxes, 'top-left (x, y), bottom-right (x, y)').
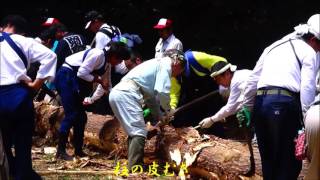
top-left (32, 103), bottom-right (309, 179)
top-left (32, 139), bottom-right (180, 180)
top-left (31, 137), bottom-right (309, 180)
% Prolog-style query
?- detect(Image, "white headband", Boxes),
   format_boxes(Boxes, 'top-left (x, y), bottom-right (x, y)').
top-left (294, 23), bottom-right (320, 40)
top-left (210, 63), bottom-right (237, 78)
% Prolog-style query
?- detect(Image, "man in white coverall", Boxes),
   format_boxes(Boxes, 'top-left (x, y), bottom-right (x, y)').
top-left (109, 49), bottom-right (185, 169)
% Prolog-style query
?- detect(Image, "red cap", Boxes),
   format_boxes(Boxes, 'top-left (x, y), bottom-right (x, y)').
top-left (42, 18), bottom-right (60, 27)
top-left (153, 18), bottom-right (172, 29)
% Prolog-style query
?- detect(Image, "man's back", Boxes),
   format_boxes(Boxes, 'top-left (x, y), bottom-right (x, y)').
top-left (55, 33), bottom-right (87, 69)
top-left (256, 35), bottom-right (319, 112)
top-left (95, 23), bottom-right (121, 49)
top-left (121, 57), bottom-right (172, 95)
top-left (0, 33), bottom-right (57, 85)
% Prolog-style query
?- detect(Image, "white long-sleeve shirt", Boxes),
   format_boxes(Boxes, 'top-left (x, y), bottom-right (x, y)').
top-left (0, 33), bottom-right (57, 85)
top-left (241, 33), bottom-right (320, 113)
top-left (210, 70), bottom-right (252, 122)
top-left (95, 24), bottom-right (126, 88)
top-left (155, 34), bottom-right (183, 58)
top-left (89, 60), bottom-right (129, 102)
top-left (63, 48), bottom-right (109, 82)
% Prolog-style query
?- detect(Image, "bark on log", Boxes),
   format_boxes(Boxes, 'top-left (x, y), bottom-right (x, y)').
top-left (83, 113), bottom-right (127, 155)
top-left (142, 125), bottom-right (263, 179)
top-left (83, 116), bottom-right (264, 179)
top-left (34, 102), bottom-right (127, 154)
top-left (34, 102), bottom-right (64, 142)
top-left (35, 102), bottom-right (309, 179)
top-left (34, 102), bottom-right (261, 178)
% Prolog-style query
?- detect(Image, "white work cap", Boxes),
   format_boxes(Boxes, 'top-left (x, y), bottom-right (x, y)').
top-left (294, 14), bottom-right (320, 40)
top-left (307, 14), bottom-right (320, 40)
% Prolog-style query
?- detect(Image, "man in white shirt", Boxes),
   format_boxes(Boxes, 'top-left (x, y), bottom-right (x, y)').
top-left (84, 10), bottom-right (124, 82)
top-left (84, 10), bottom-right (121, 49)
top-left (82, 51), bottom-right (143, 106)
top-left (84, 10), bottom-right (129, 113)
top-left (109, 49), bottom-right (185, 169)
top-left (0, 15), bottom-right (57, 179)
top-left (239, 14), bottom-right (320, 180)
top-left (154, 18), bottom-right (183, 58)
top-left (54, 42), bottom-right (130, 160)
top-left (153, 18), bottom-right (183, 124)
top-left (198, 61), bottom-right (252, 129)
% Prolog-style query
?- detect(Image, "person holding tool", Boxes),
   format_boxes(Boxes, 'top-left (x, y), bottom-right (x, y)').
top-left (54, 42), bottom-right (130, 160)
top-left (196, 61), bottom-right (256, 175)
top-left (109, 49), bottom-right (185, 169)
top-left (173, 51), bottom-right (228, 127)
top-left (143, 51), bottom-right (229, 127)
top-left (239, 14), bottom-right (320, 180)
top-left (198, 61), bottom-right (253, 129)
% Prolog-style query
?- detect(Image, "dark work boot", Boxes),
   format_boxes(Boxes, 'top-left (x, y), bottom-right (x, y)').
top-left (73, 134), bottom-right (88, 157)
top-left (56, 133), bottom-right (73, 161)
top-left (74, 150), bottom-right (88, 157)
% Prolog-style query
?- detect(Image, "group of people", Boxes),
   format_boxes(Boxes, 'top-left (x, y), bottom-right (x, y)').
top-left (198, 14), bottom-right (320, 180)
top-left (0, 10), bottom-right (319, 180)
top-left (0, 11), bottom-right (134, 179)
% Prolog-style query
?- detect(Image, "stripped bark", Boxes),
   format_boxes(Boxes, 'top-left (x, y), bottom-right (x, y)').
top-left (150, 126), bottom-right (263, 179)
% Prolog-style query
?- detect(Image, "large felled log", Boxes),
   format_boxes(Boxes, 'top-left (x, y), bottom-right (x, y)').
top-left (83, 117), bottom-right (262, 179)
top-left (83, 113), bottom-right (127, 154)
top-left (141, 125), bottom-right (262, 179)
top-left (34, 102), bottom-right (64, 141)
top-left (34, 102), bottom-right (261, 178)
top-left (34, 102), bottom-right (127, 154)
top-left (36, 102), bottom-right (314, 179)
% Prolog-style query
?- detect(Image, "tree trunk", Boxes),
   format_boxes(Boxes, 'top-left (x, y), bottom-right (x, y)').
top-left (34, 102), bottom-right (127, 154)
top-left (33, 102), bottom-right (271, 179)
top-left (152, 125), bottom-right (263, 179)
top-left (34, 102), bottom-right (64, 142)
top-left (34, 102), bottom-right (311, 179)
top-left (83, 113), bottom-right (127, 155)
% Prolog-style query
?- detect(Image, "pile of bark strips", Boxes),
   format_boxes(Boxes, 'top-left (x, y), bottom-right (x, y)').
top-left (34, 102), bottom-right (308, 180)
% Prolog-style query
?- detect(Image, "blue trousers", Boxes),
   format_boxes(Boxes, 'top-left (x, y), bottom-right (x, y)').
top-left (0, 84), bottom-right (41, 180)
top-left (55, 67), bottom-right (87, 146)
top-left (253, 88), bottom-right (302, 180)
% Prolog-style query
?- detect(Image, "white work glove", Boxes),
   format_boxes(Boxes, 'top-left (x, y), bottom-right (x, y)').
top-left (199, 117), bottom-right (215, 129)
top-left (83, 97), bottom-right (94, 106)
